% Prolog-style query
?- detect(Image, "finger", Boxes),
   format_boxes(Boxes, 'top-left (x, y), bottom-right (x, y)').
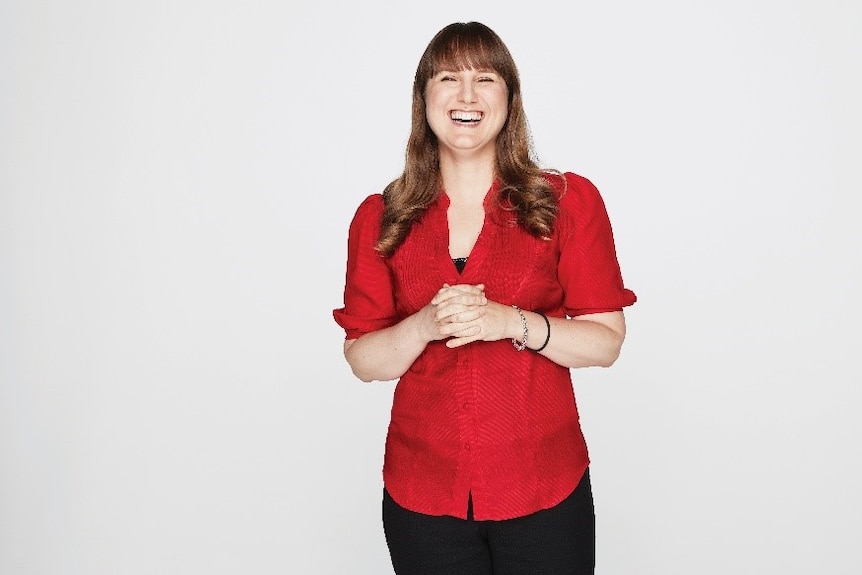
top-left (447, 322), bottom-right (481, 338)
top-left (453, 283), bottom-right (485, 294)
top-left (433, 289), bottom-right (482, 306)
top-left (436, 312), bottom-right (479, 335)
top-left (436, 305), bottom-right (487, 323)
top-left (446, 330), bottom-right (481, 348)
top-left (435, 291), bottom-right (488, 310)
top-left (441, 283), bottom-right (483, 295)
top-left (432, 286), bottom-right (462, 305)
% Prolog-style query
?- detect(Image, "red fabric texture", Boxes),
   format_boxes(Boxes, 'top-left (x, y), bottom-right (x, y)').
top-left (333, 172), bottom-right (636, 520)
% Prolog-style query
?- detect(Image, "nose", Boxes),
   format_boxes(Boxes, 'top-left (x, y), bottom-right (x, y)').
top-left (458, 81), bottom-right (477, 104)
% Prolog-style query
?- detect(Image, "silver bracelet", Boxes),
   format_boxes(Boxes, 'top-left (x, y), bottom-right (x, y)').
top-left (511, 305), bottom-right (528, 351)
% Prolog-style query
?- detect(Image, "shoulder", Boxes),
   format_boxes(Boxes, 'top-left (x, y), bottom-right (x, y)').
top-left (550, 171), bottom-right (613, 235)
top-left (355, 193), bottom-right (384, 214)
top-left (543, 171), bottom-right (607, 215)
top-left (546, 171), bottom-right (602, 206)
top-left (349, 193), bottom-right (384, 224)
top-left (345, 194), bottom-right (385, 245)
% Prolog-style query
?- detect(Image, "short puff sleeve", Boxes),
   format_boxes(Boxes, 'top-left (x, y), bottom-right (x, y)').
top-left (556, 172), bottom-right (637, 316)
top-left (332, 194), bottom-right (399, 340)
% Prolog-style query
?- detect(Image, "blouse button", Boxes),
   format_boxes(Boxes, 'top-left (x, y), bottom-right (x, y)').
top-left (464, 443), bottom-right (471, 451)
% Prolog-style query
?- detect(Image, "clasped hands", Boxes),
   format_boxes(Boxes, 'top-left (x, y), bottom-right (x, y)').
top-left (422, 283), bottom-right (510, 348)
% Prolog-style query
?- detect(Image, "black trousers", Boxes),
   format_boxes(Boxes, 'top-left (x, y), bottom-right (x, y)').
top-left (382, 469), bottom-right (595, 575)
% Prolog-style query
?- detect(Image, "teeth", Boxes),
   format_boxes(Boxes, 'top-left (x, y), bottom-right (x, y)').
top-left (450, 110), bottom-right (482, 122)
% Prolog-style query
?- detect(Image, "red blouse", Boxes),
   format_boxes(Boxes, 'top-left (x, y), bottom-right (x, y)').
top-left (333, 172), bottom-right (636, 521)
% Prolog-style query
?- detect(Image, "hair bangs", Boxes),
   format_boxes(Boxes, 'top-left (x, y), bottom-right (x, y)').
top-left (417, 22), bottom-right (518, 90)
top-left (431, 34), bottom-right (501, 74)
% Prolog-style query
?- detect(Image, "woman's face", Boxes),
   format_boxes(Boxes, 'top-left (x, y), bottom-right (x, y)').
top-left (425, 68), bottom-right (508, 159)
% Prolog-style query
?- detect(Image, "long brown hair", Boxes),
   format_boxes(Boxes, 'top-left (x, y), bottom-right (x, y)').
top-left (376, 21), bottom-right (560, 257)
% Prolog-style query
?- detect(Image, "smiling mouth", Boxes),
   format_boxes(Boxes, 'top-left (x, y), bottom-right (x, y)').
top-left (450, 110), bottom-right (483, 123)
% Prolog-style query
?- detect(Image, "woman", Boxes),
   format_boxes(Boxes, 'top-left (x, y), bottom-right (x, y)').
top-left (333, 21), bottom-right (636, 575)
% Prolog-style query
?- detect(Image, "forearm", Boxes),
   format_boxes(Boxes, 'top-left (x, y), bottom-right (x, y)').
top-left (343, 312), bottom-right (431, 382)
top-left (507, 309), bottom-right (626, 369)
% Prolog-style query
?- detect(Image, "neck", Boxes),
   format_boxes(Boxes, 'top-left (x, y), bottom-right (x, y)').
top-left (439, 152), bottom-right (496, 206)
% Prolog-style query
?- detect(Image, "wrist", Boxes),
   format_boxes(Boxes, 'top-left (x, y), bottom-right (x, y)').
top-left (413, 306), bottom-right (439, 345)
top-left (511, 305), bottom-right (528, 351)
top-left (526, 311), bottom-right (551, 352)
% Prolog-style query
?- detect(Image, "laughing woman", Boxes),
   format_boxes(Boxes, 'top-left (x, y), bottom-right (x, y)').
top-left (333, 21), bottom-right (637, 575)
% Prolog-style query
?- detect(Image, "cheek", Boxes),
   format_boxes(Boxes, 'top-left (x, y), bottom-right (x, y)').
top-left (424, 103), bottom-right (439, 123)
top-left (425, 89), bottom-right (447, 110)
top-left (425, 95), bottom-right (450, 121)
top-left (493, 90), bottom-right (509, 111)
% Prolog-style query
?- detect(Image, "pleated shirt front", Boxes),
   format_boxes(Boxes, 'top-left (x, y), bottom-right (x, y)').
top-left (333, 172), bottom-right (636, 521)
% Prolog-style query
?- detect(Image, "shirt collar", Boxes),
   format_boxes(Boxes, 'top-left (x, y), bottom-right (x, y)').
top-left (431, 180), bottom-right (515, 227)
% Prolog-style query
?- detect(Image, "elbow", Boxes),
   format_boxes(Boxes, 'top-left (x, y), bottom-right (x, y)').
top-left (598, 337), bottom-right (625, 368)
top-left (350, 366), bottom-right (377, 383)
top-left (344, 351), bottom-right (396, 383)
top-left (570, 311), bottom-right (628, 369)
top-left (343, 339), bottom-right (375, 382)
top-left (350, 362), bottom-right (402, 383)
top-left (340, 336), bottom-right (412, 383)
top-left (344, 354), bottom-right (377, 383)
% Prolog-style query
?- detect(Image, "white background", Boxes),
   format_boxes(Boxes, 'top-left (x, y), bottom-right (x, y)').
top-left (2, 1), bottom-right (860, 573)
